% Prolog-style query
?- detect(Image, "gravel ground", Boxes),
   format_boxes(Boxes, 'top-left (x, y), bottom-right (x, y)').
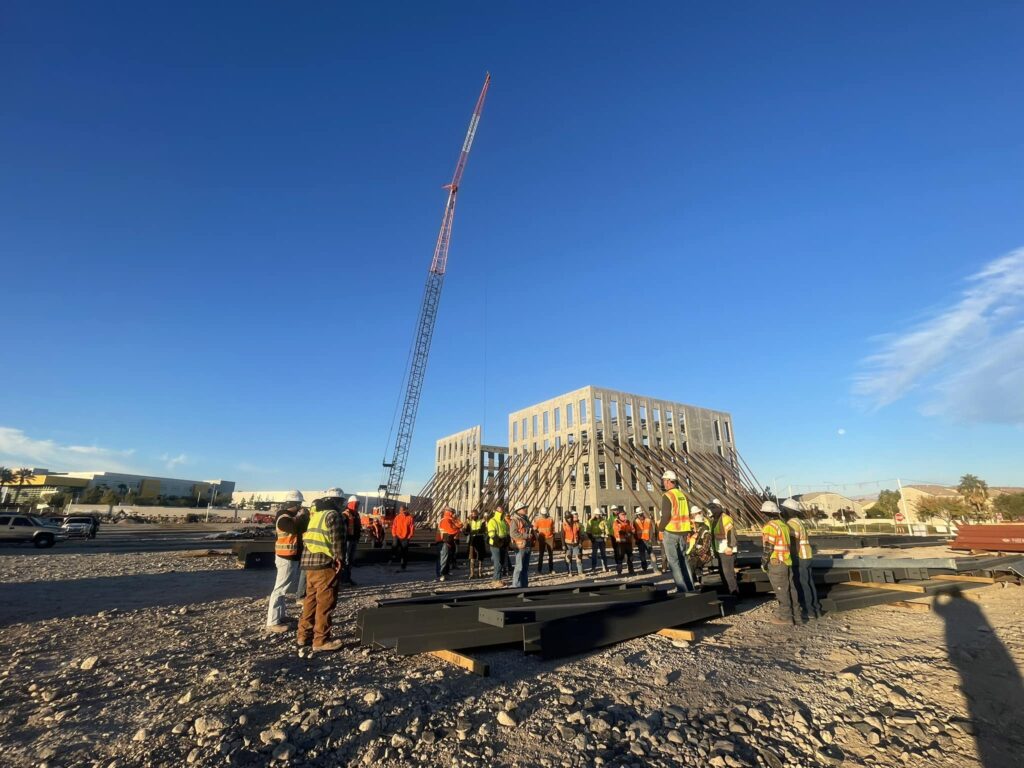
top-left (0, 550), bottom-right (1021, 768)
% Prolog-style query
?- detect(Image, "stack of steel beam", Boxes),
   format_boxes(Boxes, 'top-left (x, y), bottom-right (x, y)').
top-left (358, 581), bottom-right (723, 659)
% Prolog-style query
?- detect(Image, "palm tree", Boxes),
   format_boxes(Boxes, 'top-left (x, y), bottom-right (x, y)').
top-left (11, 468), bottom-right (36, 505)
top-left (957, 474), bottom-right (990, 519)
top-left (0, 467), bottom-right (14, 505)
top-left (117, 484), bottom-right (129, 502)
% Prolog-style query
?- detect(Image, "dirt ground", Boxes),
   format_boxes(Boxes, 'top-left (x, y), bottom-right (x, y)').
top-left (0, 548), bottom-right (1021, 768)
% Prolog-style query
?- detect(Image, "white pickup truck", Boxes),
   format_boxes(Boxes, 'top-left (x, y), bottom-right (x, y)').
top-left (0, 514), bottom-right (67, 548)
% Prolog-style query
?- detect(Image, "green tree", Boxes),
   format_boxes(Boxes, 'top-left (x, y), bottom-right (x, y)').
top-left (81, 486), bottom-right (103, 504)
top-left (11, 468), bottom-right (36, 504)
top-left (117, 484), bottom-right (129, 501)
top-left (871, 489), bottom-right (901, 518)
top-left (46, 492), bottom-right (69, 510)
top-left (100, 489), bottom-right (119, 505)
top-left (994, 493), bottom-right (1024, 521)
top-left (957, 474), bottom-right (990, 518)
top-left (0, 467), bottom-right (14, 504)
top-left (914, 496), bottom-right (970, 523)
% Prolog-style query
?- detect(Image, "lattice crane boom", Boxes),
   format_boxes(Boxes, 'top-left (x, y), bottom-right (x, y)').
top-left (381, 73), bottom-right (490, 499)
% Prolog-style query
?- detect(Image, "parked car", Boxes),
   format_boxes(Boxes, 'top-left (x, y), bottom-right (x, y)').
top-left (0, 514), bottom-right (68, 548)
top-left (61, 515), bottom-right (100, 539)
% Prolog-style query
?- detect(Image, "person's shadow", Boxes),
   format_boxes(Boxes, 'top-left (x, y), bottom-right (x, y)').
top-left (934, 590), bottom-right (1024, 768)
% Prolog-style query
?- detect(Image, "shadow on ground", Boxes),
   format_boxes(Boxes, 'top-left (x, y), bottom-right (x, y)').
top-left (934, 590), bottom-right (1024, 768)
top-left (0, 568), bottom-right (269, 626)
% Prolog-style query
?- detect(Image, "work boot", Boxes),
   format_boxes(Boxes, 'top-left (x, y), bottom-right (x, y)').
top-left (768, 616), bottom-right (791, 626)
top-left (312, 639), bottom-right (344, 654)
top-left (297, 643), bottom-right (312, 658)
top-left (265, 623), bottom-right (289, 634)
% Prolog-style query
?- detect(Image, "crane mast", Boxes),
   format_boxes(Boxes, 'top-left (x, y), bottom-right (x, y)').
top-left (380, 73), bottom-right (491, 501)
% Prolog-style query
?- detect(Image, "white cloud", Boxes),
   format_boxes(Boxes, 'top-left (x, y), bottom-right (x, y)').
top-left (855, 247), bottom-right (1024, 424)
top-left (0, 427), bottom-right (136, 472)
top-left (837, 428), bottom-right (846, 436)
top-left (161, 453), bottom-right (189, 471)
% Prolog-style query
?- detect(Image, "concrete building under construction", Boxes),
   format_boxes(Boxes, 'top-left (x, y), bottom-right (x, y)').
top-left (420, 385), bottom-right (761, 525)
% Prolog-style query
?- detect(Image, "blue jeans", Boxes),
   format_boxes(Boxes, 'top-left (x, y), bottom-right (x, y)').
top-left (512, 547), bottom-right (531, 588)
top-left (439, 541), bottom-right (455, 577)
top-left (266, 556), bottom-right (303, 626)
top-left (663, 531), bottom-right (695, 591)
top-left (590, 537), bottom-right (608, 571)
top-left (490, 546), bottom-right (503, 580)
top-left (564, 543), bottom-right (583, 576)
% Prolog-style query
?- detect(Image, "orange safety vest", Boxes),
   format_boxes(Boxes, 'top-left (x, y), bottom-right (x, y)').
top-left (613, 519), bottom-right (633, 542)
top-left (762, 520), bottom-right (793, 566)
top-left (341, 509), bottom-right (357, 538)
top-left (562, 521), bottom-right (581, 544)
top-left (664, 487), bottom-right (692, 533)
top-left (438, 513), bottom-right (461, 537)
top-left (275, 516), bottom-right (300, 558)
top-left (535, 517), bottom-right (554, 537)
top-left (633, 517), bottom-right (652, 541)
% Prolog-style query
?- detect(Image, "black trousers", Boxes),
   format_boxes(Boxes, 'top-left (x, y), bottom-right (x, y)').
top-left (393, 539), bottom-right (410, 569)
top-left (613, 541), bottom-right (635, 574)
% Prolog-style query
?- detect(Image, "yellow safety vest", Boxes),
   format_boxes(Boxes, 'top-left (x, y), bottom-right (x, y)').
top-left (712, 513), bottom-right (734, 554)
top-left (664, 488), bottom-right (692, 533)
top-left (468, 519), bottom-right (487, 535)
top-left (586, 519), bottom-right (606, 538)
top-left (486, 514), bottom-right (509, 542)
top-left (761, 519), bottom-right (792, 566)
top-left (303, 506), bottom-right (334, 558)
top-left (787, 518), bottom-right (813, 560)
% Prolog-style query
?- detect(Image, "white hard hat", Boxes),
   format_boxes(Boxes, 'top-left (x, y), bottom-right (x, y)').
top-left (781, 498), bottom-right (803, 513)
top-left (283, 490), bottom-right (304, 504)
top-left (692, 512), bottom-right (705, 523)
top-left (760, 500), bottom-right (781, 515)
top-left (708, 498), bottom-right (723, 508)
top-left (323, 487), bottom-right (344, 499)
top-left (347, 495), bottom-right (359, 504)
top-left (513, 501), bottom-right (528, 513)
top-left (691, 506), bottom-right (702, 515)
top-left (662, 470), bottom-right (678, 482)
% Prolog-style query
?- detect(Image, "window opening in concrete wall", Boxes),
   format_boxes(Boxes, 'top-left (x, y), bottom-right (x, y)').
top-left (639, 404), bottom-right (647, 429)
top-left (566, 403), bottom-right (574, 427)
top-left (521, 417), bottom-right (527, 440)
top-left (544, 439), bottom-right (550, 451)
top-left (630, 465), bottom-right (639, 491)
top-left (543, 412), bottom-right (550, 434)
top-left (594, 397), bottom-right (603, 422)
top-left (597, 462), bottom-right (606, 489)
top-left (568, 433), bottom-right (575, 445)
top-left (555, 436), bottom-right (562, 449)
top-left (532, 415), bottom-right (538, 437)
top-left (583, 463), bottom-right (591, 487)
top-left (609, 400), bottom-right (618, 426)
top-left (579, 400), bottom-right (588, 423)
top-left (554, 407), bottom-right (560, 431)
top-left (642, 434), bottom-right (649, 447)
top-left (584, 505), bottom-right (592, 517)
top-left (666, 410), bottom-right (673, 430)
top-left (670, 440), bottom-right (676, 452)
top-left (653, 408), bottom-right (661, 429)
top-left (614, 463), bottom-right (623, 490)
top-left (512, 422), bottom-right (518, 442)
top-left (714, 420), bottom-right (721, 441)
top-left (581, 430), bottom-right (589, 443)
top-left (625, 402), bottom-right (633, 429)
top-left (679, 413), bottom-right (686, 433)
top-left (724, 421), bottom-right (732, 443)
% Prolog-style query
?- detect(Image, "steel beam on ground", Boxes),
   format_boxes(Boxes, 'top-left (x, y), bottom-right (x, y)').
top-left (478, 595), bottom-right (663, 627)
top-left (376, 579), bottom-right (660, 607)
top-left (535, 592), bottom-right (722, 659)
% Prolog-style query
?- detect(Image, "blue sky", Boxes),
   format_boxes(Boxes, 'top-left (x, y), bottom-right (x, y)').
top-left (2, 2), bottom-right (1022, 495)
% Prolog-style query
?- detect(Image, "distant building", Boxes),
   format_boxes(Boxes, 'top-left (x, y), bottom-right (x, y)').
top-left (432, 425), bottom-right (509, 512)
top-left (2, 469), bottom-right (234, 505)
top-left (794, 491), bottom-right (864, 518)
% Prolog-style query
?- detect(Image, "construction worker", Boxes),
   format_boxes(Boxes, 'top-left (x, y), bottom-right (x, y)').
top-left (708, 499), bottom-right (739, 597)
top-left (297, 488), bottom-right (345, 655)
top-left (659, 470), bottom-right (696, 593)
top-left (466, 509), bottom-right (487, 579)
top-left (340, 495), bottom-right (362, 586)
top-left (686, 508), bottom-right (712, 587)
top-left (783, 498), bottom-right (821, 619)
top-left (391, 505), bottom-right (415, 570)
top-left (437, 506), bottom-right (462, 582)
top-left (500, 506), bottom-right (513, 576)
top-left (266, 491), bottom-right (307, 633)
top-left (509, 502), bottom-right (534, 588)
top-left (486, 505), bottom-right (510, 586)
top-left (368, 516), bottom-right (385, 548)
top-left (534, 508), bottom-right (556, 575)
top-left (562, 511), bottom-right (584, 577)
top-left (611, 506), bottom-right (635, 575)
top-left (586, 512), bottom-right (610, 573)
top-left (761, 500), bottom-right (801, 625)
top-left (633, 509), bottom-right (653, 573)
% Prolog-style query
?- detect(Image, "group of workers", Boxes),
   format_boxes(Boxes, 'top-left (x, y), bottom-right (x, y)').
top-left (262, 471), bottom-right (822, 655)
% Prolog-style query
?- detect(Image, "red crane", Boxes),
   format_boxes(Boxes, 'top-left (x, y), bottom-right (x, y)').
top-left (381, 73), bottom-right (491, 500)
